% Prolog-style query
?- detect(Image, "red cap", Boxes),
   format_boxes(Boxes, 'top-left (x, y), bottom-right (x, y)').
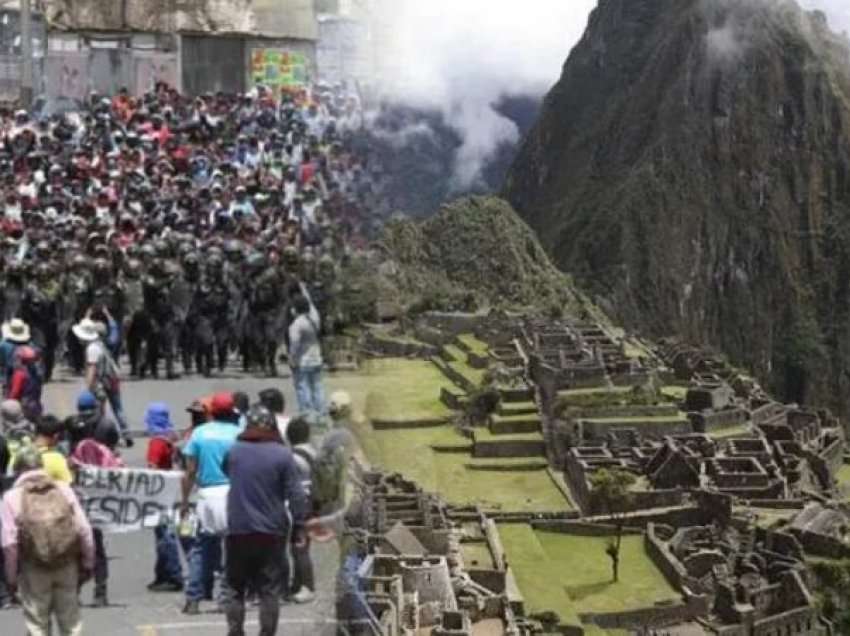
top-left (210, 392), bottom-right (234, 418)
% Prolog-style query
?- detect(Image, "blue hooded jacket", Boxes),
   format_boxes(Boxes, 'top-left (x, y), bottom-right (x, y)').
top-left (145, 402), bottom-right (174, 437)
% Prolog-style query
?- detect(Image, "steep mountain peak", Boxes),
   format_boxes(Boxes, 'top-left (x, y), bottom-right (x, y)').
top-left (505, 0), bottom-right (850, 411)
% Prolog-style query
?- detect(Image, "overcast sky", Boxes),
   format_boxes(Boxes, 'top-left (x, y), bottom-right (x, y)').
top-left (374, 0), bottom-right (850, 190)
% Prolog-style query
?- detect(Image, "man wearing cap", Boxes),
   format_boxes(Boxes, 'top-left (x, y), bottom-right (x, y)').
top-left (179, 392), bottom-right (240, 615)
top-left (72, 318), bottom-right (132, 447)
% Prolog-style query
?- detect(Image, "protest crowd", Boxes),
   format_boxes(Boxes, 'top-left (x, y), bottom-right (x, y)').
top-left (0, 80), bottom-right (373, 636)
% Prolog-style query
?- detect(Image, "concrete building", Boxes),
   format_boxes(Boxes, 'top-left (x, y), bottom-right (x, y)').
top-left (0, 0), bottom-right (319, 100)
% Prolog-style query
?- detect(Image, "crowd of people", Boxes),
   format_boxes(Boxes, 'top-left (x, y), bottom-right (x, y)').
top-left (0, 78), bottom-right (374, 384)
top-left (0, 382), bottom-right (352, 635)
top-left (0, 80), bottom-right (375, 635)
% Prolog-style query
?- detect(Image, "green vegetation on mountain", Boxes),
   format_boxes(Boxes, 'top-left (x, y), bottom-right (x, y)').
top-left (378, 195), bottom-right (588, 316)
top-left (505, 0), bottom-right (850, 414)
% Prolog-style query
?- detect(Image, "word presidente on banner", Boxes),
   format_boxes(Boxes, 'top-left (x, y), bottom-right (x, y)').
top-left (74, 466), bottom-right (184, 533)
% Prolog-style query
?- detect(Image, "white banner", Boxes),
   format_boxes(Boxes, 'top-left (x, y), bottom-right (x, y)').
top-left (74, 467), bottom-right (184, 534)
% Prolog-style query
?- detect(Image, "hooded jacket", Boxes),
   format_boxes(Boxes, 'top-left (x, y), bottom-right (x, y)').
top-left (223, 427), bottom-right (307, 537)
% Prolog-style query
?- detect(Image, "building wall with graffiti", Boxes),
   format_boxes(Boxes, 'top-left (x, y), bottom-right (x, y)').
top-left (248, 46), bottom-right (310, 94)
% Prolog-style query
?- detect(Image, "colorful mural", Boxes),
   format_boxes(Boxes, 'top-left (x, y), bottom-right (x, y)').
top-left (249, 48), bottom-right (309, 93)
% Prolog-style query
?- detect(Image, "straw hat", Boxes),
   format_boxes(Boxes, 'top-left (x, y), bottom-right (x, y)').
top-left (1, 318), bottom-right (30, 344)
top-left (72, 318), bottom-right (103, 342)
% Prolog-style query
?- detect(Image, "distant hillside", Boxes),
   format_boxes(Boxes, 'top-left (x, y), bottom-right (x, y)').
top-left (378, 195), bottom-right (585, 316)
top-left (505, 0), bottom-right (850, 412)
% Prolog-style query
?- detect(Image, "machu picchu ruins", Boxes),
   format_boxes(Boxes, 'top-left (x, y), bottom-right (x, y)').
top-left (341, 305), bottom-right (850, 635)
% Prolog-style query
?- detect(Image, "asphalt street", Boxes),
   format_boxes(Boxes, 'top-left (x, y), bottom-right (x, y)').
top-left (0, 367), bottom-right (345, 636)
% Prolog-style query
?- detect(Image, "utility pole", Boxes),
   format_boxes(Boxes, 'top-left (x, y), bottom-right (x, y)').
top-left (20, 0), bottom-right (33, 109)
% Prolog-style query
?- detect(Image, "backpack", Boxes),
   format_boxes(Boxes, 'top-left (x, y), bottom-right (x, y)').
top-left (19, 474), bottom-right (80, 568)
top-left (20, 363), bottom-right (43, 418)
top-left (95, 345), bottom-right (121, 396)
top-left (293, 440), bottom-right (346, 515)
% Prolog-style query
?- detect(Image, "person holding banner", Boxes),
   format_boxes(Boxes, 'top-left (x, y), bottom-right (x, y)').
top-left (144, 402), bottom-right (184, 593)
top-left (69, 391), bottom-right (124, 609)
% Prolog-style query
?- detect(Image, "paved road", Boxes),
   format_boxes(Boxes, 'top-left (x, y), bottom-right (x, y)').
top-left (0, 368), bottom-right (345, 636)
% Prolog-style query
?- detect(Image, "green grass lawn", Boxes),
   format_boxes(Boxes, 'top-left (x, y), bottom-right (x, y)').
top-left (331, 358), bottom-right (453, 423)
top-left (837, 464), bottom-right (850, 499)
top-left (345, 423), bottom-right (467, 491)
top-left (434, 454), bottom-right (569, 512)
top-left (330, 358), bottom-right (569, 513)
top-left (499, 525), bottom-right (680, 629)
top-left (344, 422), bottom-right (568, 512)
top-left (461, 542), bottom-right (495, 569)
top-left (444, 343), bottom-right (468, 362)
top-left (660, 386), bottom-right (689, 401)
top-left (458, 333), bottom-right (490, 356)
top-left (709, 424), bottom-right (754, 439)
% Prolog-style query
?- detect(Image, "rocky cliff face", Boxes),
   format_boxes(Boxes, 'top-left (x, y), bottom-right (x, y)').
top-left (505, 0), bottom-right (850, 411)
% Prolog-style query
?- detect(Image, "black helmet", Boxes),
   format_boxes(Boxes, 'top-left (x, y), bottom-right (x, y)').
top-left (124, 258), bottom-right (142, 278)
top-left (163, 259), bottom-right (181, 278)
top-left (183, 252), bottom-right (200, 268)
top-left (178, 242), bottom-right (194, 258)
top-left (153, 239), bottom-right (170, 257)
top-left (207, 254), bottom-right (224, 271)
top-left (246, 252), bottom-right (266, 271)
top-left (224, 239), bottom-right (243, 257)
top-left (35, 262), bottom-right (51, 279)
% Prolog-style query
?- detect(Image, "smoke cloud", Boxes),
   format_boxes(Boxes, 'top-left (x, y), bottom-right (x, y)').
top-left (373, 0), bottom-right (849, 192)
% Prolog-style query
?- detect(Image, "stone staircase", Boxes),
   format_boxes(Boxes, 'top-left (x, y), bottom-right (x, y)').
top-left (472, 427), bottom-right (546, 458)
top-left (432, 335), bottom-right (547, 460)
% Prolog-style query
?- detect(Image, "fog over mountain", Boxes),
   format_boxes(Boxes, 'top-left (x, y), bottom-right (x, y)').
top-left (369, 0), bottom-right (848, 201)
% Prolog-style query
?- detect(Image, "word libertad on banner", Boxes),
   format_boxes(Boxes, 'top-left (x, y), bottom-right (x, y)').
top-left (74, 466), bottom-right (184, 534)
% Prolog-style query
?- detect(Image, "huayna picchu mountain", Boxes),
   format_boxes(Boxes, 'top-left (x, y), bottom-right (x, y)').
top-left (505, 0), bottom-right (850, 414)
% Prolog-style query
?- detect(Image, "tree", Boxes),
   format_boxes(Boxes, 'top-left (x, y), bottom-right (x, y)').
top-left (589, 468), bottom-right (636, 583)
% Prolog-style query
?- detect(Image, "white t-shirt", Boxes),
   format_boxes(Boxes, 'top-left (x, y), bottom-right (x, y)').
top-left (276, 414), bottom-right (291, 444)
top-left (86, 340), bottom-right (116, 386)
